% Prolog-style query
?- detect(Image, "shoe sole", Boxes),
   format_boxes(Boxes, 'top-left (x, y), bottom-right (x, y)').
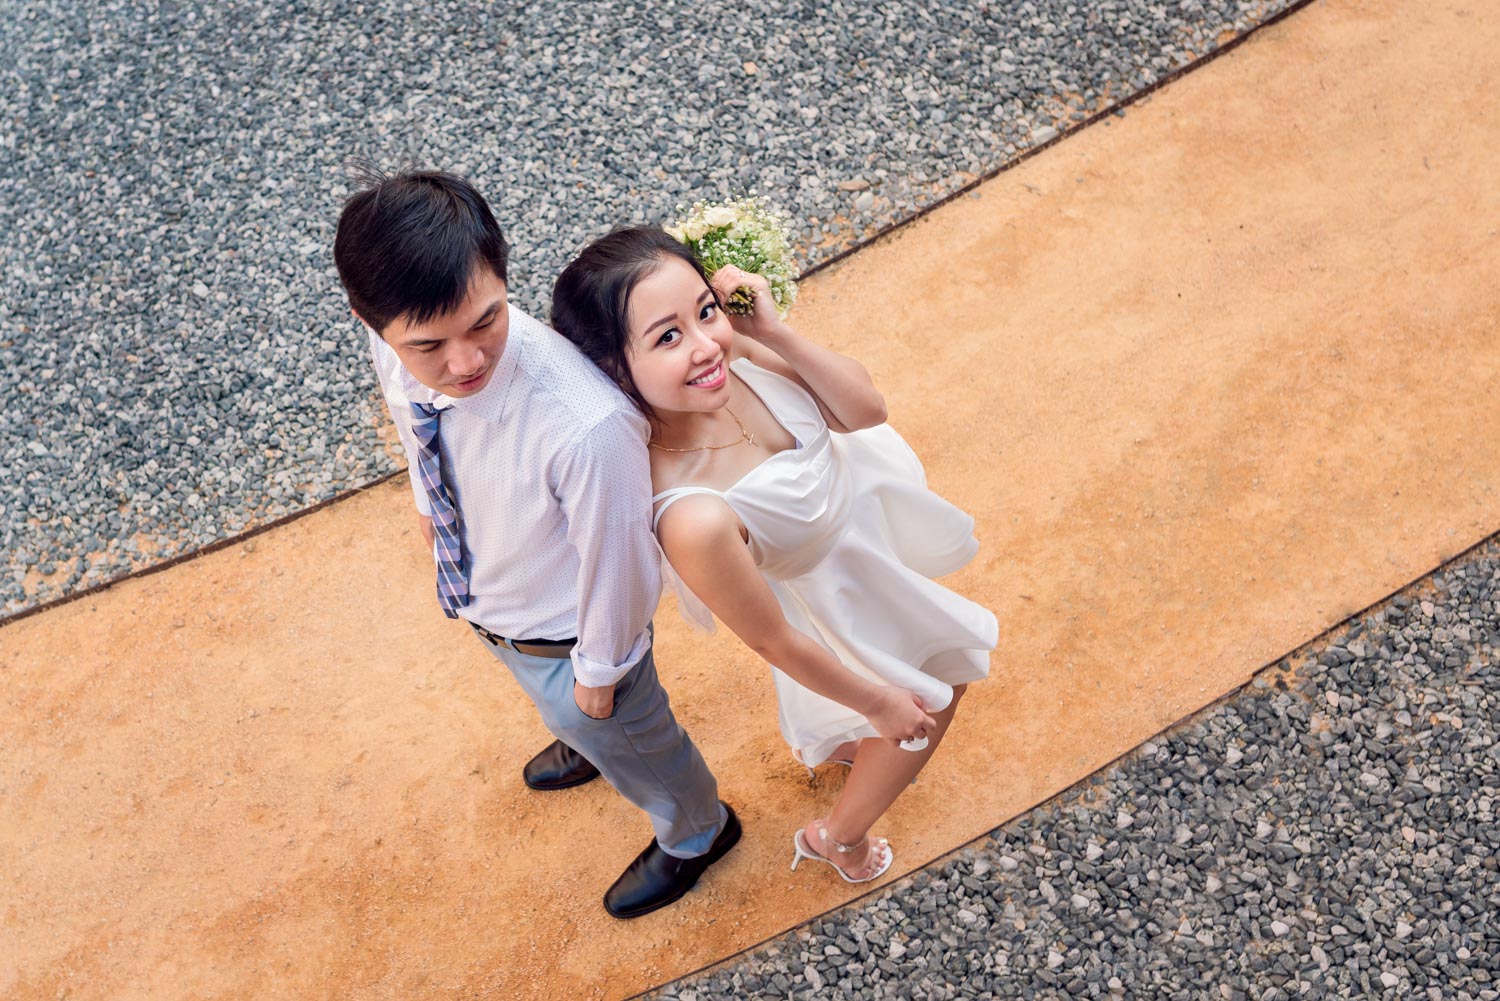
top-left (523, 768), bottom-right (601, 792)
top-left (604, 813), bottom-right (743, 919)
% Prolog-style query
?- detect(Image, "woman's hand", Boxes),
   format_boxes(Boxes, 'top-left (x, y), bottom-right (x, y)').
top-left (709, 265), bottom-right (789, 342)
top-left (863, 686), bottom-right (938, 746)
top-left (706, 264), bottom-right (887, 433)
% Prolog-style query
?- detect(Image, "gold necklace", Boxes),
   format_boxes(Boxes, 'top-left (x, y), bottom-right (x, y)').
top-left (649, 408), bottom-right (758, 452)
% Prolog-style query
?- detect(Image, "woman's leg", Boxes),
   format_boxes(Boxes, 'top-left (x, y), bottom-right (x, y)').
top-left (819, 684), bottom-right (968, 853)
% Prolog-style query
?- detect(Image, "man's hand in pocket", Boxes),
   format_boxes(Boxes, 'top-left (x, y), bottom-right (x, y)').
top-left (574, 681), bottom-right (615, 720)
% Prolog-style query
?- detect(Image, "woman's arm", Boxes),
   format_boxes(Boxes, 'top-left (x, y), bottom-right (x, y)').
top-left (657, 494), bottom-right (935, 743)
top-left (711, 266), bottom-right (887, 433)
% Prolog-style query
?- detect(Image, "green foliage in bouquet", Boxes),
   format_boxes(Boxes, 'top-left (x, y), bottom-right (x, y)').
top-left (665, 196), bottom-right (799, 317)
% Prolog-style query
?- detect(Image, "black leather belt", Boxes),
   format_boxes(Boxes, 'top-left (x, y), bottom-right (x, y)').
top-left (471, 623), bottom-right (577, 659)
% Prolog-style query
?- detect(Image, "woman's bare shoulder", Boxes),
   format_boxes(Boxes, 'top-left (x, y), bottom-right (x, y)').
top-left (655, 489), bottom-right (745, 552)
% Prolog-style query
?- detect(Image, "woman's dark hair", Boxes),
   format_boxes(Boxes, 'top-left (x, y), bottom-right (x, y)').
top-left (550, 226), bottom-right (714, 421)
top-left (333, 164), bottom-right (509, 334)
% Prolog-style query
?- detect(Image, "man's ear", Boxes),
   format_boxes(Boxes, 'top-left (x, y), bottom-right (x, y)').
top-left (351, 308), bottom-right (381, 338)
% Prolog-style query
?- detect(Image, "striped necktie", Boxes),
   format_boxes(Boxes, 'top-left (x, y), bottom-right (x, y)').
top-left (410, 401), bottom-right (469, 617)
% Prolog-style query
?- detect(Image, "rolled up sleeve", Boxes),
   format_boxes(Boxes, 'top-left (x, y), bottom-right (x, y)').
top-left (557, 410), bottom-right (662, 688)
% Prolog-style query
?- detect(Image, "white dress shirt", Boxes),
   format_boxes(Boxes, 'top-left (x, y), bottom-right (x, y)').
top-left (368, 305), bottom-right (661, 688)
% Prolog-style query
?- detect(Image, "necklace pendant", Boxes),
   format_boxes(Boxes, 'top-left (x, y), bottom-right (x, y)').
top-left (745, 431), bottom-right (757, 446)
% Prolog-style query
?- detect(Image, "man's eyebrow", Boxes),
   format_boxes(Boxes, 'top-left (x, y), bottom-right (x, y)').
top-left (470, 299), bottom-right (504, 329)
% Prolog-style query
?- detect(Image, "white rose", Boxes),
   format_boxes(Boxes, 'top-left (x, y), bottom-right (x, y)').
top-left (701, 205), bottom-right (739, 229)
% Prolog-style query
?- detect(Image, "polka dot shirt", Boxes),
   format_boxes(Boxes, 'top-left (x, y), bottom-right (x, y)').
top-left (368, 305), bottom-right (661, 687)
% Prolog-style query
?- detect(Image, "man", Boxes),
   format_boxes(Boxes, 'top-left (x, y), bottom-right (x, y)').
top-left (332, 166), bottom-right (738, 918)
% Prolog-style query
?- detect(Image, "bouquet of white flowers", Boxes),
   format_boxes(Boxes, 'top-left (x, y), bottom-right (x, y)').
top-left (665, 196), bottom-right (799, 317)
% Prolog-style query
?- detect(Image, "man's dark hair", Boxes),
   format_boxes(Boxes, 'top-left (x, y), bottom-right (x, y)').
top-left (333, 165), bottom-right (509, 334)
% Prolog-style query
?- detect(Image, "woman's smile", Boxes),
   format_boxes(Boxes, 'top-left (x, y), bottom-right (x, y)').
top-left (687, 360), bottom-right (726, 389)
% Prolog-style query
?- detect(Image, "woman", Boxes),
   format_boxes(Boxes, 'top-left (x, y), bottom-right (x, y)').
top-left (551, 227), bottom-right (997, 882)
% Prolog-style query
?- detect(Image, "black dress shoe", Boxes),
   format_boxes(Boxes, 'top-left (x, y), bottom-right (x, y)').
top-left (604, 803), bottom-right (742, 919)
top-left (523, 739), bottom-right (601, 791)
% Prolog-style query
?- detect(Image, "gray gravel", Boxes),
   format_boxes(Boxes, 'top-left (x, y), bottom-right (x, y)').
top-left (644, 539), bottom-right (1500, 1001)
top-left (0, 0), bottom-right (1296, 614)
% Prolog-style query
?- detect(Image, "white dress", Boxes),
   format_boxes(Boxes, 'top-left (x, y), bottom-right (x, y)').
top-left (652, 359), bottom-right (998, 766)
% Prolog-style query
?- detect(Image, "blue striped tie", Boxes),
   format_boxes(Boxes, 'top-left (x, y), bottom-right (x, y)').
top-left (410, 402), bottom-right (469, 617)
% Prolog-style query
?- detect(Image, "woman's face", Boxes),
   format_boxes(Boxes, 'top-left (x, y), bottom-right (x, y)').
top-left (625, 255), bottom-right (735, 415)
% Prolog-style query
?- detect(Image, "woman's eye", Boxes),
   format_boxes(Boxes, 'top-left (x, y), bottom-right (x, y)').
top-left (657, 328), bottom-right (680, 347)
top-left (700, 302), bottom-right (718, 320)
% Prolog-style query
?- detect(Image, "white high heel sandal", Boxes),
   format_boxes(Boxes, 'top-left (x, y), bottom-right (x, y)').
top-left (790, 819), bottom-right (893, 884)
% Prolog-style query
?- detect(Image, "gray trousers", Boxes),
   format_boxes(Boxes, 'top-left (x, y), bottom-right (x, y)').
top-left (478, 627), bottom-right (725, 858)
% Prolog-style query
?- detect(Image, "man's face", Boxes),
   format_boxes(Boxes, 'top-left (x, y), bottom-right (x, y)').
top-left (381, 268), bottom-right (510, 398)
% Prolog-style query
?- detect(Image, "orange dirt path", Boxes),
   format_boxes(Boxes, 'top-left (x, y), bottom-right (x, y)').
top-left (5, 1), bottom-right (1499, 997)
